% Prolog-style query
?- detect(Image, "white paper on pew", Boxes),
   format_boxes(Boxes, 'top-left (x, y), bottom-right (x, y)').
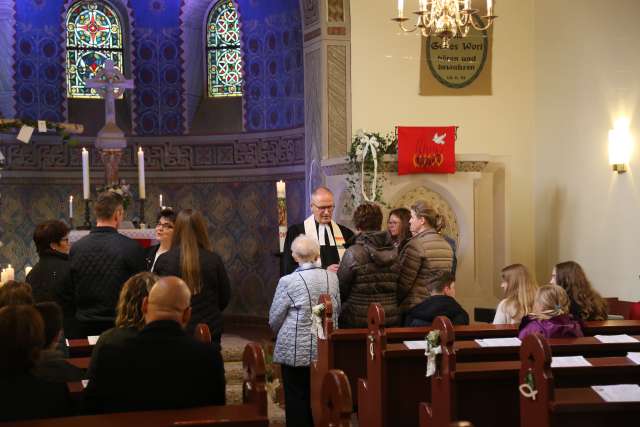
top-left (403, 340), bottom-right (428, 350)
top-left (551, 356), bottom-right (592, 368)
top-left (474, 337), bottom-right (521, 347)
top-left (594, 334), bottom-right (639, 343)
top-left (627, 352), bottom-right (640, 364)
top-left (81, 380), bottom-right (89, 389)
top-left (87, 335), bottom-right (100, 345)
top-left (592, 384), bottom-right (640, 402)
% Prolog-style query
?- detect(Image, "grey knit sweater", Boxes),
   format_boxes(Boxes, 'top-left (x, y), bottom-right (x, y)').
top-left (269, 264), bottom-right (340, 367)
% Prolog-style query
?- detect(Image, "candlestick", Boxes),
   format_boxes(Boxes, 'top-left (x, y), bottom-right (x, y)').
top-left (69, 195), bottom-right (74, 219)
top-left (5, 264), bottom-right (14, 282)
top-left (276, 180), bottom-right (287, 253)
top-left (139, 198), bottom-right (146, 228)
top-left (82, 148), bottom-right (90, 200)
top-left (159, 194), bottom-right (163, 209)
top-left (76, 199), bottom-right (92, 230)
top-left (137, 147), bottom-right (146, 199)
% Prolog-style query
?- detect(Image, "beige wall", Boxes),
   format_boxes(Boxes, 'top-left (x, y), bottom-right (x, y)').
top-left (350, 0), bottom-right (537, 287)
top-left (534, 0), bottom-right (640, 300)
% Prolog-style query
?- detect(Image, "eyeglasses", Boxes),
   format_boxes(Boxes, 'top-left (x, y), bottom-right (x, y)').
top-left (156, 223), bottom-right (174, 230)
top-left (312, 204), bottom-right (335, 212)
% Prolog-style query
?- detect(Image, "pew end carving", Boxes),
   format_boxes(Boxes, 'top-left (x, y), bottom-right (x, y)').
top-left (519, 333), bottom-right (553, 427)
top-left (320, 369), bottom-right (353, 427)
top-left (242, 342), bottom-right (268, 417)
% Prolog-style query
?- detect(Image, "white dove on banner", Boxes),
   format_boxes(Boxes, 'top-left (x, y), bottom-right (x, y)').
top-left (433, 133), bottom-right (446, 145)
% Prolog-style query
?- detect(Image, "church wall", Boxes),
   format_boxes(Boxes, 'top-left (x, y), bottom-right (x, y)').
top-left (350, 0), bottom-right (536, 287)
top-left (533, 0), bottom-right (640, 301)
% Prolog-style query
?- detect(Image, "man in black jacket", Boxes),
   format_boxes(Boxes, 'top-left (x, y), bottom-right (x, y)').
top-left (405, 270), bottom-right (469, 326)
top-left (70, 192), bottom-right (145, 337)
top-left (83, 276), bottom-right (226, 414)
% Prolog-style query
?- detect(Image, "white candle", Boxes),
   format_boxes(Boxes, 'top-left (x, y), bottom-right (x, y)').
top-left (464, 0), bottom-right (471, 9)
top-left (419, 0), bottom-right (427, 11)
top-left (69, 195), bottom-right (74, 218)
top-left (82, 148), bottom-right (90, 200)
top-left (276, 180), bottom-right (286, 198)
top-left (5, 264), bottom-right (14, 282)
top-left (487, 0), bottom-right (493, 14)
top-left (25, 266), bottom-right (32, 277)
top-left (0, 269), bottom-right (5, 285)
top-left (159, 194), bottom-right (163, 208)
top-left (138, 147), bottom-right (146, 199)
top-left (397, 0), bottom-right (404, 17)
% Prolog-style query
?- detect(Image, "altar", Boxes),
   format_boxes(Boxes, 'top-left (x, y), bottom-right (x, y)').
top-left (69, 229), bottom-right (157, 248)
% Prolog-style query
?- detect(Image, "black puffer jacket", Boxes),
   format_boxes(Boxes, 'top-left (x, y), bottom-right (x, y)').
top-left (337, 231), bottom-right (399, 327)
top-left (26, 250), bottom-right (74, 316)
top-left (70, 227), bottom-right (145, 323)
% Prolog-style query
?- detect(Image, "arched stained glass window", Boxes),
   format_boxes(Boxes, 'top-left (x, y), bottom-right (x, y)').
top-left (207, 1), bottom-right (243, 97)
top-left (66, 1), bottom-right (124, 99)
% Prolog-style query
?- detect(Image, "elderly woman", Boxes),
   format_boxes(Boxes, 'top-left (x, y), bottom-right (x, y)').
top-left (269, 234), bottom-right (340, 427)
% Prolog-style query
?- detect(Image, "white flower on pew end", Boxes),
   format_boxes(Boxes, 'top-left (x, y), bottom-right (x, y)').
top-left (425, 330), bottom-right (442, 378)
top-left (312, 303), bottom-right (325, 316)
top-left (312, 303), bottom-right (326, 340)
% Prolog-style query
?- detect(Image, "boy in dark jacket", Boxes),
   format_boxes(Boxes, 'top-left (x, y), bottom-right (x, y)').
top-left (405, 270), bottom-right (469, 326)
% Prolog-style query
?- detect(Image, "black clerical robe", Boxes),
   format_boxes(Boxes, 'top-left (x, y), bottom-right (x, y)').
top-left (281, 220), bottom-right (354, 276)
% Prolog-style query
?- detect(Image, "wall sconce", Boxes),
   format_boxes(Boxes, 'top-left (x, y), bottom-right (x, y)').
top-left (608, 118), bottom-right (633, 173)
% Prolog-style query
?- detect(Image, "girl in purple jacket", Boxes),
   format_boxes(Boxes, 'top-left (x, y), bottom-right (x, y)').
top-left (518, 284), bottom-right (583, 339)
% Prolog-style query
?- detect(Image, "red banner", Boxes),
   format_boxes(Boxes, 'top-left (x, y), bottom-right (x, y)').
top-left (397, 126), bottom-right (457, 175)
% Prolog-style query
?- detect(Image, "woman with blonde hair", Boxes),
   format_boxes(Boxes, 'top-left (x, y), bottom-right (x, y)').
top-left (395, 200), bottom-right (453, 322)
top-left (518, 284), bottom-right (584, 339)
top-left (154, 209), bottom-right (231, 343)
top-left (493, 264), bottom-right (538, 324)
top-left (87, 272), bottom-right (158, 377)
top-left (551, 261), bottom-right (608, 321)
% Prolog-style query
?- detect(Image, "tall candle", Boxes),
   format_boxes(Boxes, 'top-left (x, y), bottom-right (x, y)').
top-left (69, 195), bottom-right (74, 218)
top-left (0, 269), bottom-right (5, 285)
top-left (464, 0), bottom-right (471, 9)
top-left (138, 147), bottom-right (146, 199)
top-left (159, 194), bottom-right (163, 209)
top-left (397, 0), bottom-right (404, 17)
top-left (82, 148), bottom-right (90, 200)
top-left (25, 265), bottom-right (32, 277)
top-left (419, 0), bottom-right (427, 11)
top-left (487, 0), bottom-right (493, 14)
top-left (276, 180), bottom-right (286, 198)
top-left (5, 264), bottom-right (14, 282)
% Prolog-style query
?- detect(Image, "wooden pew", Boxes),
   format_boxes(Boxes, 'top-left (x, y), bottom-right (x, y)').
top-left (8, 342), bottom-right (268, 427)
top-left (319, 369), bottom-right (353, 427)
top-left (519, 333), bottom-right (640, 427)
top-left (310, 295), bottom-right (640, 424)
top-left (419, 316), bottom-right (640, 427)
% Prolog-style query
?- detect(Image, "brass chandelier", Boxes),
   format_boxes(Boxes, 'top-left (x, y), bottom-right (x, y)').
top-left (392, 0), bottom-right (497, 48)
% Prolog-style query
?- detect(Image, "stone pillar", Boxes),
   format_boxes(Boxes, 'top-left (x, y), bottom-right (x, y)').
top-left (300, 0), bottom-right (351, 210)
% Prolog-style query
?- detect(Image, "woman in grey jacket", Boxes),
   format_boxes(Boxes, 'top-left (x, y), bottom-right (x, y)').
top-left (269, 234), bottom-right (340, 427)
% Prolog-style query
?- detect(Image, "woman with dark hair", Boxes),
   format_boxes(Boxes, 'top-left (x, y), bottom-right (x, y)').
top-left (387, 207), bottom-right (411, 249)
top-left (395, 200), bottom-right (453, 323)
top-left (0, 305), bottom-right (72, 421)
top-left (551, 261), bottom-right (608, 321)
top-left (26, 220), bottom-right (73, 314)
top-left (0, 281), bottom-right (34, 308)
top-left (87, 272), bottom-right (158, 377)
top-left (154, 209), bottom-right (231, 342)
top-left (338, 203), bottom-right (399, 327)
top-left (145, 208), bottom-right (177, 271)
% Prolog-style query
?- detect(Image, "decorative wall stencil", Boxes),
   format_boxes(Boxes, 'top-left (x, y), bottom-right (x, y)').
top-left (14, 1), bottom-right (65, 121)
top-left (0, 129), bottom-right (304, 171)
top-left (242, 1), bottom-right (304, 131)
top-left (0, 178), bottom-right (307, 316)
top-left (327, 44), bottom-right (347, 157)
top-left (0, 0), bottom-right (16, 119)
top-left (302, 0), bottom-right (320, 28)
top-left (327, 0), bottom-right (345, 23)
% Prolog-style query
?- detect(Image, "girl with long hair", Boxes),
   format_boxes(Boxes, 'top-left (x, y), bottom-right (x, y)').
top-left (154, 209), bottom-right (231, 342)
top-left (493, 264), bottom-right (538, 324)
top-left (551, 261), bottom-right (608, 321)
top-left (518, 284), bottom-right (584, 339)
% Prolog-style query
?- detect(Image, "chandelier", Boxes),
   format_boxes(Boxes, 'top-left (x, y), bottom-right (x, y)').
top-left (392, 0), bottom-right (497, 48)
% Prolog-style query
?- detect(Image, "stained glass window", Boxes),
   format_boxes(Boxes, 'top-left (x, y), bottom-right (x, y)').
top-left (207, 0), bottom-right (243, 97)
top-left (66, 1), bottom-right (124, 99)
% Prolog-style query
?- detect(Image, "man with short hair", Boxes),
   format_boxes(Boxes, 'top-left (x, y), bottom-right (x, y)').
top-left (83, 276), bottom-right (226, 414)
top-left (70, 191), bottom-right (145, 337)
top-left (281, 186), bottom-right (354, 275)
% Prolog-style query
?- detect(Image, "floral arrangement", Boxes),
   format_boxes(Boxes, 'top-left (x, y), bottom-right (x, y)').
top-left (425, 330), bottom-right (442, 377)
top-left (312, 303), bottom-right (326, 340)
top-left (97, 181), bottom-right (133, 210)
top-left (345, 130), bottom-right (397, 207)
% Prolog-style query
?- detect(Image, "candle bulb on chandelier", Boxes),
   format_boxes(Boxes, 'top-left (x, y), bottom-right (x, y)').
top-left (487, 0), bottom-right (493, 15)
top-left (397, 0), bottom-right (404, 17)
top-left (419, 0), bottom-right (427, 12)
top-left (464, 0), bottom-right (471, 10)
